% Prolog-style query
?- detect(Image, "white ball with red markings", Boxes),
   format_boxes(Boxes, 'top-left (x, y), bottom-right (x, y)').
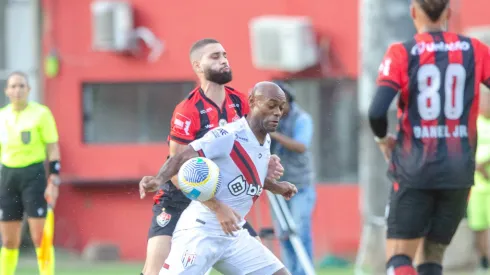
top-left (177, 157), bottom-right (221, 202)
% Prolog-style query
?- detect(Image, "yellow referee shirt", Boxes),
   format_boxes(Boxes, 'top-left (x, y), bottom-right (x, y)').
top-left (0, 102), bottom-right (59, 168)
top-left (474, 115), bottom-right (490, 193)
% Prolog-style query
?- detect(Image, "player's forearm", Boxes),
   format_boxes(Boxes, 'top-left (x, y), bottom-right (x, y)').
top-left (156, 146), bottom-right (198, 187)
top-left (368, 86), bottom-right (398, 138)
top-left (264, 178), bottom-right (282, 194)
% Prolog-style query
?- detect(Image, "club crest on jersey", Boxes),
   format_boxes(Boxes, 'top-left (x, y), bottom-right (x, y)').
top-left (219, 119), bottom-right (227, 127)
top-left (156, 208), bottom-right (171, 227)
top-left (181, 250), bottom-right (196, 268)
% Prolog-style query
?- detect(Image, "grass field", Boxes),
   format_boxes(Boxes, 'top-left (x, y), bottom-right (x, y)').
top-left (15, 249), bottom-right (354, 275)
top-left (15, 249), bottom-right (474, 275)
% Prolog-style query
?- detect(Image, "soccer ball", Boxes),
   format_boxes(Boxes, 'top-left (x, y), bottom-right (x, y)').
top-left (177, 157), bottom-right (221, 202)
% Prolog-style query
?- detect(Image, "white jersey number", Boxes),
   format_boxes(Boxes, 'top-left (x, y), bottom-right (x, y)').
top-left (417, 63), bottom-right (466, 120)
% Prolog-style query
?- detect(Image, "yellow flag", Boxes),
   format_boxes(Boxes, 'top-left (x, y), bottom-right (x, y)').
top-left (39, 205), bottom-right (54, 275)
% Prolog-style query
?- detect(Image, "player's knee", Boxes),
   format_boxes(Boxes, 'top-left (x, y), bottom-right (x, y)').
top-left (421, 239), bottom-right (447, 264)
top-left (1, 236), bottom-right (21, 249)
top-left (386, 255), bottom-right (417, 275)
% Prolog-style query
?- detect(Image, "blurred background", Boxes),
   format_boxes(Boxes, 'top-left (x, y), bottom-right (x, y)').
top-left (0, 0), bottom-right (489, 274)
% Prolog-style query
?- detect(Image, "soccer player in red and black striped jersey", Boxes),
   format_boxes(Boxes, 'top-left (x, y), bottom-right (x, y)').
top-left (140, 39), bottom-right (285, 275)
top-left (368, 0), bottom-right (490, 274)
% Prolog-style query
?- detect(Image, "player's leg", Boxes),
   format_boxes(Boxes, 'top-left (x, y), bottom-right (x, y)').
top-left (159, 228), bottom-right (221, 275)
top-left (21, 163), bottom-right (54, 275)
top-left (0, 167), bottom-right (24, 275)
top-left (214, 229), bottom-right (288, 275)
top-left (467, 190), bottom-right (490, 270)
top-left (385, 184), bottom-right (434, 274)
top-left (417, 188), bottom-right (470, 275)
top-left (143, 203), bottom-right (182, 275)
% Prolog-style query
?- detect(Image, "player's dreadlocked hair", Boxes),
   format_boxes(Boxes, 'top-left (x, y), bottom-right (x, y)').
top-left (415, 0), bottom-right (450, 22)
top-left (189, 38), bottom-right (220, 59)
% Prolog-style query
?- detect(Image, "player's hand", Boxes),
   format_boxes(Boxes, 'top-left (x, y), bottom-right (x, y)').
top-left (267, 154), bottom-right (284, 181)
top-left (277, 181), bottom-right (298, 200)
top-left (215, 203), bottom-right (242, 236)
top-left (139, 176), bottom-right (162, 199)
top-left (45, 174), bottom-right (60, 208)
top-left (476, 164), bottom-right (490, 180)
top-left (376, 134), bottom-right (396, 163)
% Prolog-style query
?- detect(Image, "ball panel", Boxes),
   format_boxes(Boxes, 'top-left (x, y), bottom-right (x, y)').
top-left (177, 157), bottom-right (220, 202)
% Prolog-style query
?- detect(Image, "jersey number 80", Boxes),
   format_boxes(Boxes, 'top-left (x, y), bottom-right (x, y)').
top-left (417, 63), bottom-right (466, 121)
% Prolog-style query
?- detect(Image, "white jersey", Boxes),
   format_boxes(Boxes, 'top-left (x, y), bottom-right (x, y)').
top-left (176, 117), bottom-right (271, 234)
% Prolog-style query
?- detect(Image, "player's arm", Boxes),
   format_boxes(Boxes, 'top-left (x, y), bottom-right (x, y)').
top-left (368, 44), bottom-right (405, 139)
top-left (270, 113), bottom-right (313, 153)
top-left (155, 145), bottom-right (200, 184)
top-left (156, 128), bottom-right (235, 187)
top-left (477, 40), bottom-right (490, 89)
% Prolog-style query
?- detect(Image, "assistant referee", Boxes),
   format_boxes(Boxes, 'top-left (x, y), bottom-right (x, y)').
top-left (0, 71), bottom-right (61, 275)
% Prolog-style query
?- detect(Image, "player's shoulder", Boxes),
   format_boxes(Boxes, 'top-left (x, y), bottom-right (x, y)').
top-left (173, 87), bottom-right (201, 115)
top-left (225, 86), bottom-right (248, 101)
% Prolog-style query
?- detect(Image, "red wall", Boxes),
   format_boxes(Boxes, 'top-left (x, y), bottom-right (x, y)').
top-left (42, 0), bottom-right (490, 261)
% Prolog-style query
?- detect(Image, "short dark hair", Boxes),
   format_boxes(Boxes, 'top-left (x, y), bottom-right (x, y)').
top-left (415, 0), bottom-right (450, 22)
top-left (189, 38), bottom-right (220, 58)
top-left (5, 71), bottom-right (29, 88)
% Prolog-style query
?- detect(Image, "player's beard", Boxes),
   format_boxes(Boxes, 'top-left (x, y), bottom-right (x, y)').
top-left (204, 68), bottom-right (233, 85)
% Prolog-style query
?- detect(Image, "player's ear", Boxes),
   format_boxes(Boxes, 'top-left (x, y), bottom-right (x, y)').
top-left (445, 7), bottom-right (452, 22)
top-left (192, 60), bottom-right (202, 73)
top-left (410, 4), bottom-right (416, 20)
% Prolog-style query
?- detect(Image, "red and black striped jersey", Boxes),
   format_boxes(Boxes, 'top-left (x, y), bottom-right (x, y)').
top-left (377, 31), bottom-right (490, 188)
top-left (168, 86), bottom-right (249, 145)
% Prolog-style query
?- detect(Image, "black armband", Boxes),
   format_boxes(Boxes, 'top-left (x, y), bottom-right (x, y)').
top-left (49, 160), bottom-right (61, 175)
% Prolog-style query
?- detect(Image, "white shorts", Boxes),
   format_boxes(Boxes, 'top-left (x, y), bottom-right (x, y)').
top-left (159, 227), bottom-right (284, 275)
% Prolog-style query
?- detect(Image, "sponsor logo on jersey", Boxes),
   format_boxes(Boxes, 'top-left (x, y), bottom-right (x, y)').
top-left (227, 175), bottom-right (263, 197)
top-left (235, 134), bottom-right (248, 143)
top-left (156, 208), bottom-right (172, 227)
top-left (411, 41), bottom-right (470, 56)
top-left (174, 113), bottom-right (192, 136)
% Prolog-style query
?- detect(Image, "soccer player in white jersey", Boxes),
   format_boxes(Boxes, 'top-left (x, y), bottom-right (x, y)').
top-left (140, 81), bottom-right (297, 275)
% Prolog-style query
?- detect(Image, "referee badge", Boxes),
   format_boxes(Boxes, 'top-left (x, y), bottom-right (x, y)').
top-left (219, 119), bottom-right (227, 127)
top-left (21, 130), bottom-right (31, 144)
top-left (156, 208), bottom-right (171, 228)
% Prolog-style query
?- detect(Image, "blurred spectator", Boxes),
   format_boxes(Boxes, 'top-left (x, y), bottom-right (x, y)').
top-left (467, 86), bottom-right (490, 273)
top-left (270, 81), bottom-right (316, 275)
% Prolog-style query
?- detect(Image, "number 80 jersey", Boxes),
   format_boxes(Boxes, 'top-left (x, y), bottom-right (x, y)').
top-left (175, 117), bottom-right (271, 233)
top-left (377, 31), bottom-right (490, 189)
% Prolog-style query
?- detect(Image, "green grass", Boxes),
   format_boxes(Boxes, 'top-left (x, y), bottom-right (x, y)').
top-left (15, 250), bottom-right (354, 275)
top-left (14, 250), bottom-right (471, 275)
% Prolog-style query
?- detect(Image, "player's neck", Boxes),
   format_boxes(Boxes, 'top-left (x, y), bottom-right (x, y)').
top-left (246, 116), bottom-right (267, 144)
top-left (200, 81), bottom-right (226, 107)
top-left (418, 24), bottom-right (445, 34)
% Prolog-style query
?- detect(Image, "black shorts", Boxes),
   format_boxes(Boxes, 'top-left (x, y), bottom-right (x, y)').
top-left (387, 182), bottom-right (470, 245)
top-left (148, 191), bottom-right (258, 239)
top-left (0, 162), bottom-right (47, 221)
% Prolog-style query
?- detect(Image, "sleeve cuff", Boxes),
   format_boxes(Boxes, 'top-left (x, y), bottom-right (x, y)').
top-left (169, 135), bottom-right (193, 145)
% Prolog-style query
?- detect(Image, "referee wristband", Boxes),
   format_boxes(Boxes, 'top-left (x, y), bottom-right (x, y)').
top-left (49, 160), bottom-right (61, 175)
